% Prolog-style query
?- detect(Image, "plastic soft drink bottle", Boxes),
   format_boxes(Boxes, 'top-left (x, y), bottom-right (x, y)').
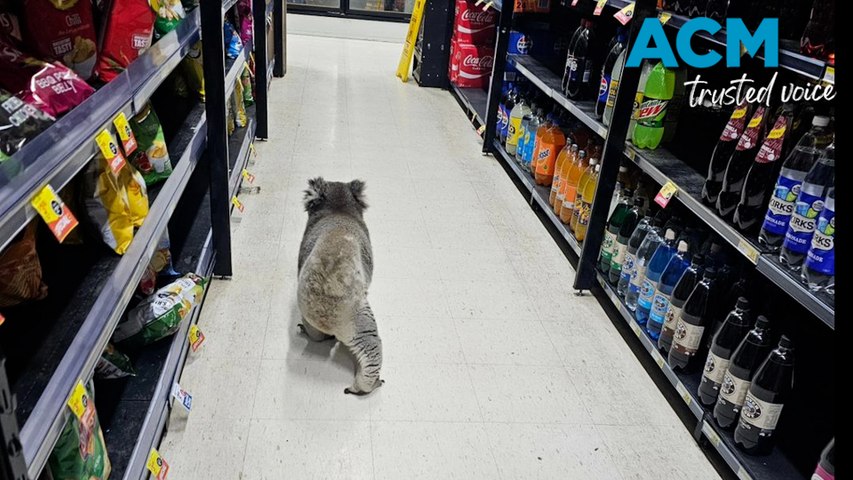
top-left (522, 108), bottom-right (545, 172)
top-left (516, 103), bottom-right (540, 166)
top-left (636, 229), bottom-right (677, 326)
top-left (563, 150), bottom-right (590, 226)
top-left (801, 0), bottom-right (834, 60)
top-left (550, 143), bottom-right (573, 207)
top-left (556, 144), bottom-right (581, 217)
top-left (596, 29), bottom-right (627, 119)
top-left (631, 62), bottom-right (674, 149)
top-left (802, 186), bottom-right (834, 294)
top-left (574, 162), bottom-right (600, 242)
top-left (713, 315), bottom-right (773, 430)
top-left (627, 61), bottom-right (654, 140)
top-left (647, 240), bottom-right (690, 340)
top-left (813, 439), bottom-right (835, 480)
top-left (570, 156), bottom-right (596, 234)
top-left (599, 189), bottom-right (632, 275)
top-left (780, 143), bottom-right (834, 270)
top-left (626, 216), bottom-right (665, 313)
top-left (610, 197), bottom-right (644, 286)
top-left (497, 83), bottom-right (511, 145)
top-left (501, 87), bottom-right (517, 146)
top-left (669, 267), bottom-right (719, 371)
top-left (507, 92), bottom-right (531, 156)
top-left (759, 116), bottom-right (832, 250)
top-left (534, 115), bottom-right (567, 186)
top-left (658, 253), bottom-right (704, 352)
top-left (563, 20), bottom-right (596, 100)
top-left (698, 297), bottom-right (752, 406)
top-left (716, 106), bottom-right (768, 218)
top-left (702, 102), bottom-right (750, 204)
top-left (603, 49), bottom-right (626, 127)
top-left (616, 212), bottom-right (652, 297)
top-left (735, 336), bottom-right (795, 455)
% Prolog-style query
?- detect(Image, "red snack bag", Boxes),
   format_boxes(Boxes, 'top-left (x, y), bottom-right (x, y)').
top-left (95, 0), bottom-right (155, 82)
top-left (22, 0), bottom-right (98, 80)
top-left (0, 38), bottom-right (95, 117)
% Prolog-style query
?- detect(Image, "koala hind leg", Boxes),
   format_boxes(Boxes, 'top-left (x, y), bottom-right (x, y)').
top-left (341, 302), bottom-right (383, 395)
top-left (298, 319), bottom-right (334, 342)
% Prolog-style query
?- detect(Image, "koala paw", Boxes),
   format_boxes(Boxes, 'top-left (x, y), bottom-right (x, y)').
top-left (344, 379), bottom-right (384, 396)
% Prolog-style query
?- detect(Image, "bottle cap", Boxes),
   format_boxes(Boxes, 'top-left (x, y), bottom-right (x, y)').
top-left (813, 115), bottom-right (830, 127)
top-left (665, 229), bottom-right (676, 240)
top-left (619, 166), bottom-right (628, 173)
top-left (571, 144), bottom-right (579, 151)
top-left (692, 253), bottom-right (705, 265)
top-left (704, 267), bottom-right (717, 279)
top-left (779, 335), bottom-right (794, 349)
top-left (579, 150), bottom-right (587, 158)
top-left (633, 197), bottom-right (645, 207)
top-left (590, 158), bottom-right (599, 166)
top-left (594, 164), bottom-right (601, 172)
top-left (677, 240), bottom-right (688, 252)
top-left (735, 297), bottom-right (750, 310)
top-left (755, 315), bottom-right (770, 329)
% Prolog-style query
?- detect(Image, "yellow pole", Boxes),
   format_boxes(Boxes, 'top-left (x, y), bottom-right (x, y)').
top-left (396, 0), bottom-right (427, 82)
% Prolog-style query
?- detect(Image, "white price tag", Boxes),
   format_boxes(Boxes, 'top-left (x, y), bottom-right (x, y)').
top-left (171, 383), bottom-right (193, 412)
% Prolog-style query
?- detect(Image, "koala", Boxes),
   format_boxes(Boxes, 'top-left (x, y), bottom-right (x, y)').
top-left (297, 177), bottom-right (384, 395)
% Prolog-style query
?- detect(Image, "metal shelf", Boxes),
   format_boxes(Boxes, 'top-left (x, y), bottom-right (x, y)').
top-left (622, 144), bottom-right (835, 329)
top-left (225, 41), bottom-right (253, 100)
top-left (223, 0), bottom-right (240, 12)
top-left (228, 107), bottom-right (258, 200)
top-left (492, 139), bottom-right (535, 193)
top-left (0, 10), bottom-right (201, 253)
top-left (594, 274), bottom-right (803, 480)
top-left (508, 54), bottom-right (608, 139)
top-left (451, 86), bottom-right (488, 127)
top-left (19, 104), bottom-right (208, 479)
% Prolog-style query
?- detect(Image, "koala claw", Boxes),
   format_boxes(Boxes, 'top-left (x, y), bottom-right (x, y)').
top-left (344, 380), bottom-right (384, 396)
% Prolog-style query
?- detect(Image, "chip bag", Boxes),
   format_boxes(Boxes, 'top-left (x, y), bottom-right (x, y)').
top-left (0, 39), bottom-right (95, 117)
top-left (47, 383), bottom-right (111, 480)
top-left (113, 273), bottom-right (206, 347)
top-left (23, 0), bottom-right (98, 79)
top-left (224, 20), bottom-right (242, 59)
top-left (151, 0), bottom-right (185, 39)
top-left (95, 0), bottom-right (155, 82)
top-left (0, 222), bottom-right (48, 308)
top-left (127, 102), bottom-right (172, 185)
top-left (95, 343), bottom-right (136, 379)
top-left (0, 5), bottom-right (22, 42)
top-left (119, 162), bottom-right (148, 226)
top-left (180, 40), bottom-right (204, 102)
top-left (82, 153), bottom-right (134, 254)
top-left (233, 80), bottom-right (247, 128)
top-left (0, 89), bottom-right (55, 163)
top-left (236, 0), bottom-right (253, 47)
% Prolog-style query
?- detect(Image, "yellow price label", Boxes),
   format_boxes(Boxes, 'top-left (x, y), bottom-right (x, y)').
top-left (67, 381), bottom-right (89, 420)
top-left (614, 3), bottom-right (634, 24)
top-left (737, 240), bottom-right (760, 264)
top-left (629, 321), bottom-right (641, 337)
top-left (675, 382), bottom-right (692, 406)
top-left (146, 449), bottom-right (170, 480)
top-left (704, 424), bottom-right (721, 447)
top-left (822, 66), bottom-right (835, 85)
top-left (482, 1), bottom-right (493, 10)
top-left (767, 126), bottom-right (786, 139)
top-left (659, 12), bottom-right (671, 24)
top-left (94, 129), bottom-right (126, 174)
top-left (655, 181), bottom-right (678, 208)
top-left (113, 112), bottom-right (137, 155)
top-left (736, 467), bottom-right (753, 480)
top-left (651, 349), bottom-right (665, 369)
top-left (31, 184), bottom-right (79, 242)
top-left (241, 169), bottom-right (255, 184)
top-left (189, 324), bottom-right (206, 352)
top-left (232, 196), bottom-right (244, 213)
top-left (594, 0), bottom-right (607, 15)
top-left (249, 142), bottom-right (258, 158)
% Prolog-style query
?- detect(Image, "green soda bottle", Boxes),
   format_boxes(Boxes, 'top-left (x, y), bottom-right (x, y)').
top-left (632, 62), bottom-right (676, 150)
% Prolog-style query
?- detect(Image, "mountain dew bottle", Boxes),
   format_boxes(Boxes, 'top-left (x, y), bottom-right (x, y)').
top-left (632, 62), bottom-right (675, 150)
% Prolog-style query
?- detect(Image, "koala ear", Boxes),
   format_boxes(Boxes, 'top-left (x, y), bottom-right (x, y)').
top-left (349, 179), bottom-right (367, 209)
top-left (304, 177), bottom-right (327, 212)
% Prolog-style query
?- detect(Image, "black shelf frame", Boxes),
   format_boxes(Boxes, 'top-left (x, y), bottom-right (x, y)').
top-left (448, 0), bottom-right (834, 477)
top-left (450, 86), bottom-right (489, 131)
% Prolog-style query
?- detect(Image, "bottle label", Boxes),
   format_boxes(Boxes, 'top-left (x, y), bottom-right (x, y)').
top-left (755, 115), bottom-right (788, 164)
top-left (611, 243), bottom-right (627, 270)
top-left (783, 190), bottom-right (824, 254)
top-left (630, 263), bottom-right (647, 290)
top-left (620, 252), bottom-right (637, 283)
top-left (741, 393), bottom-right (785, 431)
top-left (637, 279), bottom-right (656, 310)
top-left (598, 74), bottom-right (611, 105)
top-left (578, 201), bottom-right (592, 226)
top-left (812, 465), bottom-right (834, 480)
top-left (762, 173), bottom-right (802, 235)
top-left (648, 289), bottom-right (670, 324)
top-left (601, 230), bottom-right (617, 263)
top-left (702, 351), bottom-right (730, 384)
top-left (631, 91), bottom-right (644, 120)
top-left (662, 303), bottom-right (682, 334)
top-left (563, 185), bottom-right (578, 210)
top-left (735, 106), bottom-right (766, 151)
top-left (508, 117), bottom-right (522, 146)
top-left (719, 104), bottom-right (749, 142)
top-left (719, 372), bottom-right (751, 407)
top-left (673, 317), bottom-right (705, 354)
top-left (606, 78), bottom-right (620, 109)
top-left (636, 99), bottom-right (668, 127)
top-left (566, 54), bottom-right (580, 83)
top-left (805, 207), bottom-right (835, 275)
top-left (582, 60), bottom-right (593, 84)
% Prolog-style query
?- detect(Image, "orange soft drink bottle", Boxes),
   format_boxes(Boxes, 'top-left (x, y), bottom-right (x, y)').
top-left (534, 114), bottom-right (567, 186)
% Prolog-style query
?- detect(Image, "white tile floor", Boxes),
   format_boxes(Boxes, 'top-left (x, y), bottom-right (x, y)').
top-left (159, 33), bottom-right (722, 479)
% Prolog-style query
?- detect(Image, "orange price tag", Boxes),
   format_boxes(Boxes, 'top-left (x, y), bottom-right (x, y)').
top-left (659, 12), bottom-right (671, 24)
top-left (146, 449), bottom-right (170, 480)
top-left (113, 112), bottom-right (137, 155)
top-left (654, 181), bottom-right (677, 208)
top-left (593, 0), bottom-right (607, 15)
top-left (31, 184), bottom-right (79, 242)
top-left (241, 169), bottom-right (255, 184)
top-left (614, 2), bottom-right (634, 24)
top-left (571, 0), bottom-right (579, 6)
top-left (189, 324), bottom-right (206, 352)
top-left (232, 196), bottom-right (244, 212)
top-left (95, 130), bottom-right (126, 174)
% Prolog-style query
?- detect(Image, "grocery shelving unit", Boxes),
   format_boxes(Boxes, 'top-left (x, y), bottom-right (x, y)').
top-left (0, 1), bottom-right (285, 477)
top-left (451, 86), bottom-right (489, 128)
top-left (448, 0), bottom-right (834, 478)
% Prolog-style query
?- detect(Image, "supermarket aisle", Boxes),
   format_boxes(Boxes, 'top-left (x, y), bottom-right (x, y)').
top-left (159, 34), bottom-right (721, 479)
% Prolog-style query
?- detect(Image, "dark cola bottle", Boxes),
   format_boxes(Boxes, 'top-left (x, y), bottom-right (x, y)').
top-left (658, 253), bottom-right (704, 353)
top-left (735, 336), bottom-right (795, 454)
top-left (698, 297), bottom-right (752, 407)
top-left (668, 267), bottom-right (718, 371)
top-left (702, 102), bottom-right (750, 205)
top-left (717, 105), bottom-right (769, 218)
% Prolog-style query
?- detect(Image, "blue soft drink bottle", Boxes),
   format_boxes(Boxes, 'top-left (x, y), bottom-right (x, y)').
top-left (636, 228), bottom-right (677, 325)
top-left (647, 240), bottom-right (691, 340)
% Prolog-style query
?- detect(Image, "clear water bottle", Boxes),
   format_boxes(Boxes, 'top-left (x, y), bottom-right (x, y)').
top-left (626, 218), bottom-right (665, 315)
top-left (617, 212), bottom-right (652, 297)
top-left (780, 143), bottom-right (834, 270)
top-left (636, 229), bottom-right (677, 326)
top-left (802, 186), bottom-right (834, 294)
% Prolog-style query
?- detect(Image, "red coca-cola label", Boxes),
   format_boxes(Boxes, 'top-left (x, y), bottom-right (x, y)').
top-left (735, 106), bottom-right (766, 151)
top-left (451, 42), bottom-right (494, 88)
top-left (719, 103), bottom-right (749, 142)
top-left (454, 0), bottom-right (496, 45)
top-left (755, 113), bottom-right (789, 164)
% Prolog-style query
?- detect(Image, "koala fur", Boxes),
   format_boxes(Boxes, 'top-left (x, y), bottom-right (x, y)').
top-left (297, 177), bottom-right (383, 395)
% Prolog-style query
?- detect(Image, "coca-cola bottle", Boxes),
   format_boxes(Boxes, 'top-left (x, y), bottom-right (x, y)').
top-left (698, 297), bottom-right (752, 406)
top-left (668, 267), bottom-right (718, 371)
top-left (658, 253), bottom-right (704, 353)
top-left (563, 20), bottom-right (596, 100)
top-left (733, 104), bottom-right (795, 231)
top-left (735, 336), bottom-right (795, 455)
top-left (713, 315), bottom-right (773, 430)
top-left (717, 105), bottom-right (769, 218)
top-left (702, 102), bottom-right (750, 205)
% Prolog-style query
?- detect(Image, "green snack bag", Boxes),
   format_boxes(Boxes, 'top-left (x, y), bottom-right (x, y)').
top-left (128, 102), bottom-right (172, 185)
top-left (48, 383), bottom-right (111, 480)
top-left (95, 343), bottom-right (136, 379)
top-left (241, 64), bottom-right (254, 106)
top-left (151, 0), bottom-right (186, 39)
